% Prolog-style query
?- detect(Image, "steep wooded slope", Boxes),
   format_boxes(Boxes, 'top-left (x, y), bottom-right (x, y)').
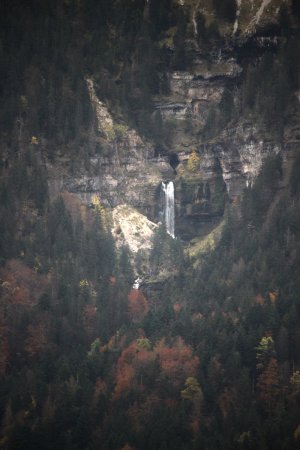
top-left (0, 1), bottom-right (300, 449)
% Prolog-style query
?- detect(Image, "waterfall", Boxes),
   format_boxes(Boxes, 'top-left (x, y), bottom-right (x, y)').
top-left (192, 10), bottom-right (198, 36)
top-left (162, 181), bottom-right (175, 238)
top-left (132, 278), bottom-right (142, 289)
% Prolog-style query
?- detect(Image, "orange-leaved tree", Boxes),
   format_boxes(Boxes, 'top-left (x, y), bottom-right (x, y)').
top-left (128, 289), bottom-right (149, 322)
top-left (25, 313), bottom-right (52, 359)
top-left (255, 336), bottom-right (280, 410)
top-left (154, 337), bottom-right (200, 388)
top-left (113, 340), bottom-right (156, 400)
top-left (256, 357), bottom-right (280, 410)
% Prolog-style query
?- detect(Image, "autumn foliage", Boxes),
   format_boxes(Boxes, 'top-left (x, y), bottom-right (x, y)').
top-left (155, 337), bottom-right (200, 387)
top-left (113, 337), bottom-right (199, 399)
top-left (0, 131), bottom-right (299, 450)
top-left (120, 444), bottom-right (136, 450)
top-left (113, 341), bottom-right (156, 399)
top-left (218, 387), bottom-right (237, 419)
top-left (25, 317), bottom-right (50, 358)
top-left (0, 259), bottom-right (48, 307)
top-left (128, 289), bottom-right (149, 322)
top-left (0, 327), bottom-right (9, 376)
top-left (83, 304), bottom-right (98, 338)
top-left (0, 259), bottom-right (49, 373)
top-left (256, 357), bottom-right (280, 408)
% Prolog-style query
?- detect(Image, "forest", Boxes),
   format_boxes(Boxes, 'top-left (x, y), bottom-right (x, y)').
top-left (0, 0), bottom-right (300, 449)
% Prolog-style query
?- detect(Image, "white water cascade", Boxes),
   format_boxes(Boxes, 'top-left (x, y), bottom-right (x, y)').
top-left (162, 181), bottom-right (175, 238)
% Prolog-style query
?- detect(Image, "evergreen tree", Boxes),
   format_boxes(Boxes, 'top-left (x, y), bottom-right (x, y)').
top-left (213, 0), bottom-right (236, 23)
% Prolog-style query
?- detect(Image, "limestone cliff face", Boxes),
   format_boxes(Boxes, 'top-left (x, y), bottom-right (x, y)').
top-left (49, 1), bottom-right (299, 245)
top-left (214, 122), bottom-right (282, 194)
top-left (155, 59), bottom-right (241, 137)
top-left (49, 78), bottom-right (173, 220)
